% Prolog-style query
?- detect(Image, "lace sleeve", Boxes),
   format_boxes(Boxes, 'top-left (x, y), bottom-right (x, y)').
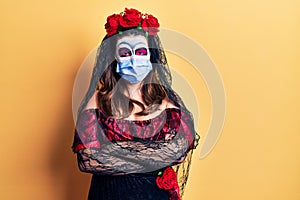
top-left (76, 133), bottom-right (190, 175)
top-left (98, 110), bottom-right (197, 171)
top-left (99, 134), bottom-right (190, 171)
top-left (76, 148), bottom-right (147, 175)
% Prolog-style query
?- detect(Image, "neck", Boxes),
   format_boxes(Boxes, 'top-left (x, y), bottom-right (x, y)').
top-left (124, 81), bottom-right (143, 99)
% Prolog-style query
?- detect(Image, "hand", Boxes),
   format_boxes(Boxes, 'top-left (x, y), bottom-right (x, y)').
top-left (164, 133), bottom-right (175, 141)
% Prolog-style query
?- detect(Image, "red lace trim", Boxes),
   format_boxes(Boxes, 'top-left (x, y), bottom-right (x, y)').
top-left (72, 108), bottom-right (184, 153)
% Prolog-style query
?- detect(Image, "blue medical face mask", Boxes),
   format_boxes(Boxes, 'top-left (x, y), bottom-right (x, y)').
top-left (115, 36), bottom-right (152, 84)
top-left (116, 56), bottom-right (152, 83)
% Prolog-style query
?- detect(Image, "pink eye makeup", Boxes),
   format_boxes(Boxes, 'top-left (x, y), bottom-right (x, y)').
top-left (135, 48), bottom-right (148, 56)
top-left (118, 47), bottom-right (148, 57)
top-left (119, 47), bottom-right (132, 57)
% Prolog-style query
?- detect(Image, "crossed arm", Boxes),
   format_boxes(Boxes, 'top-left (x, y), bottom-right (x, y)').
top-left (72, 106), bottom-right (196, 175)
top-left (76, 133), bottom-right (190, 175)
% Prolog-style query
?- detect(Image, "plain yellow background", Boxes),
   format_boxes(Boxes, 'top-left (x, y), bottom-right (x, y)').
top-left (1, 0), bottom-right (300, 199)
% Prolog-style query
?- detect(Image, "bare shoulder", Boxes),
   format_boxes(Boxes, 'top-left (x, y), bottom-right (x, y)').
top-left (163, 98), bottom-right (180, 109)
top-left (84, 90), bottom-right (99, 110)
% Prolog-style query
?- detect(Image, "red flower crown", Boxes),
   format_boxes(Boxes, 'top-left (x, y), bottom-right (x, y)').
top-left (104, 8), bottom-right (160, 37)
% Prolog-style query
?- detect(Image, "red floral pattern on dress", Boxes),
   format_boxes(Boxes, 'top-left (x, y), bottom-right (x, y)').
top-left (72, 107), bottom-right (195, 153)
top-left (72, 109), bottom-right (101, 152)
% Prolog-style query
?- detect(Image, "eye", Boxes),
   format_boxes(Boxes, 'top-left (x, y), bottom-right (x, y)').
top-left (119, 47), bottom-right (132, 57)
top-left (135, 48), bottom-right (148, 56)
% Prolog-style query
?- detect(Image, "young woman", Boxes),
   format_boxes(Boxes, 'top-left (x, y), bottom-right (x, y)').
top-left (71, 8), bottom-right (200, 200)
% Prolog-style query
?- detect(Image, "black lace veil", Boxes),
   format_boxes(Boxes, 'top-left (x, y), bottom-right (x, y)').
top-left (73, 28), bottom-right (200, 199)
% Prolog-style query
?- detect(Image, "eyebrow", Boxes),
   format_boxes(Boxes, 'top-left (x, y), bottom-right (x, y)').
top-left (118, 41), bottom-right (147, 48)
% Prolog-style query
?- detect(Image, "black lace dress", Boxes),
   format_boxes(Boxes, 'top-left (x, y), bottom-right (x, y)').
top-left (71, 107), bottom-right (197, 200)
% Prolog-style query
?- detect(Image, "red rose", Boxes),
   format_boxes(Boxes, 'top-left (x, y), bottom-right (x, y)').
top-left (156, 167), bottom-right (181, 200)
top-left (119, 8), bottom-right (142, 28)
top-left (156, 167), bottom-right (178, 190)
top-left (141, 14), bottom-right (160, 35)
top-left (105, 14), bottom-right (120, 36)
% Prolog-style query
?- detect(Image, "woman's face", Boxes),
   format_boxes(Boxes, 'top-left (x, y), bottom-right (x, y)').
top-left (115, 35), bottom-right (153, 84)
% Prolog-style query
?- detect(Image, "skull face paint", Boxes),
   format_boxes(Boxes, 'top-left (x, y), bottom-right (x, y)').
top-left (115, 35), bottom-right (153, 84)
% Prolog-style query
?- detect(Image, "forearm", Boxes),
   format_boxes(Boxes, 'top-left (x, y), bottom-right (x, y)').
top-left (100, 134), bottom-right (190, 170)
top-left (76, 148), bottom-right (147, 175)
